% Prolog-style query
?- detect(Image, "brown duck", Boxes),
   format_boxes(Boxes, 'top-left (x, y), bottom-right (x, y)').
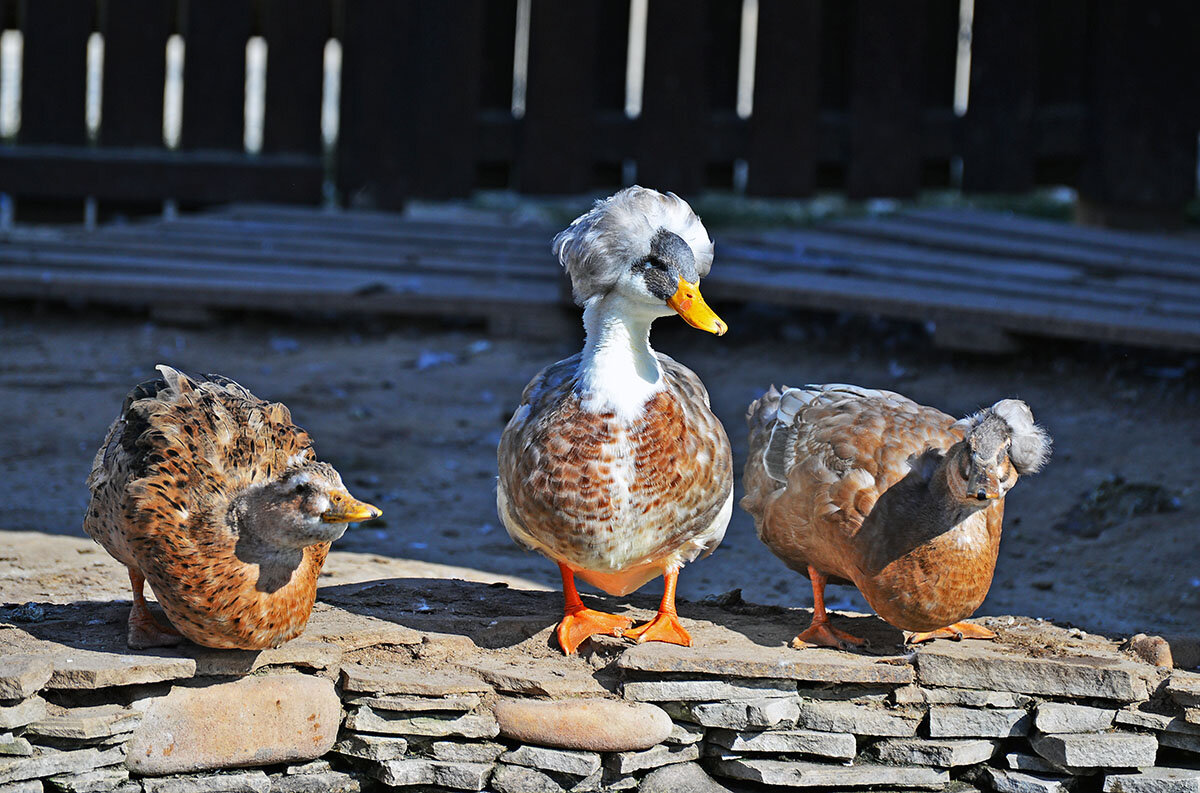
top-left (742, 384), bottom-right (1050, 647)
top-left (84, 365), bottom-right (380, 650)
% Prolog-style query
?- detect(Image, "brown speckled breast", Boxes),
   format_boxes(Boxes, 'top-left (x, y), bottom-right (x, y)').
top-left (498, 353), bottom-right (732, 589)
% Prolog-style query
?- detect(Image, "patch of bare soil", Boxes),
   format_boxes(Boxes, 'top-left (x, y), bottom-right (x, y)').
top-left (1, 302), bottom-right (1197, 643)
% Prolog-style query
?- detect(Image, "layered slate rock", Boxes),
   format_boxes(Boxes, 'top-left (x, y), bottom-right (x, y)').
top-left (126, 674), bottom-right (341, 775)
top-left (711, 756), bottom-right (949, 788)
top-left (0, 657), bottom-right (53, 701)
top-left (618, 642), bottom-right (914, 684)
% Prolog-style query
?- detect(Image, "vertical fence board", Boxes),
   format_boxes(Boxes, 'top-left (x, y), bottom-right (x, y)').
top-left (638, 0), bottom-right (708, 193)
top-left (262, 0), bottom-right (328, 156)
top-left (962, 0), bottom-right (1037, 192)
top-left (479, 0), bottom-right (516, 111)
top-left (846, 0), bottom-right (924, 198)
top-left (746, 0), bottom-right (820, 197)
top-left (100, 0), bottom-right (171, 147)
top-left (518, 0), bottom-right (597, 194)
top-left (19, 0), bottom-right (93, 145)
top-left (1079, 0), bottom-right (1199, 225)
top-left (181, 0), bottom-right (251, 151)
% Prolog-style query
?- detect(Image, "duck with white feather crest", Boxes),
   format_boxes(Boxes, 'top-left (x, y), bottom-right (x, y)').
top-left (497, 186), bottom-right (734, 654)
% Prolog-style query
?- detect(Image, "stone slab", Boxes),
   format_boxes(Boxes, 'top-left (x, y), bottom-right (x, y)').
top-left (283, 760), bottom-right (329, 775)
top-left (986, 768), bottom-right (1073, 793)
top-left (46, 765), bottom-right (130, 793)
top-left (45, 651), bottom-right (196, 691)
top-left (366, 758), bottom-right (490, 791)
top-left (710, 756), bottom-right (948, 788)
top-left (707, 728), bottom-right (856, 760)
top-left (916, 642), bottom-right (1150, 701)
top-left (339, 664), bottom-right (491, 697)
top-left (126, 674), bottom-right (341, 775)
top-left (1168, 674), bottom-right (1200, 709)
top-left (489, 763), bottom-right (561, 793)
top-left (621, 678), bottom-right (795, 702)
top-left (871, 737), bottom-right (998, 767)
top-left (269, 771), bottom-right (358, 793)
top-left (458, 660), bottom-right (608, 697)
top-left (430, 741), bottom-right (506, 763)
top-left (348, 694), bottom-right (480, 712)
top-left (332, 734), bottom-right (407, 762)
top-left (0, 781), bottom-right (42, 793)
top-left (1159, 731), bottom-right (1200, 754)
top-left (665, 721), bottom-right (705, 745)
top-left (683, 697), bottom-right (799, 730)
top-left (301, 608), bottom-right (423, 651)
top-left (0, 736), bottom-right (31, 758)
top-left (795, 700), bottom-right (920, 736)
top-left (494, 698), bottom-right (671, 752)
top-left (0, 699), bottom-right (48, 731)
top-left (928, 706), bottom-right (1032, 737)
top-left (365, 758), bottom-right (432, 787)
top-left (1036, 703), bottom-right (1118, 734)
top-left (640, 763), bottom-right (732, 793)
top-left (1104, 767), bottom-right (1200, 793)
top-left (501, 745), bottom-right (601, 777)
top-left (892, 685), bottom-right (1030, 708)
top-left (343, 705), bottom-right (499, 739)
top-left (604, 743), bottom-right (700, 774)
top-left (430, 761), bottom-right (492, 791)
top-left (27, 705), bottom-right (140, 740)
top-left (618, 643), bottom-right (913, 684)
top-left (1031, 732), bottom-right (1158, 768)
top-left (141, 772), bottom-right (272, 793)
top-left (188, 642), bottom-right (342, 678)
top-left (1006, 753), bottom-right (1079, 775)
top-left (1116, 708), bottom-right (1177, 731)
top-left (0, 658), bottom-right (53, 701)
top-left (0, 747), bottom-right (124, 786)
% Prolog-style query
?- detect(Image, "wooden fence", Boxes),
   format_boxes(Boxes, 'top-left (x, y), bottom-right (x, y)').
top-left (0, 0), bottom-right (1196, 218)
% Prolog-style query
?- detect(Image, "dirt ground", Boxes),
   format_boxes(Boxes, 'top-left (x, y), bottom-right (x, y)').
top-left (1, 298), bottom-right (1197, 640)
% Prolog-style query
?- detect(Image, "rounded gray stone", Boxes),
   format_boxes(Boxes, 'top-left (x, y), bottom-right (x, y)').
top-left (493, 698), bottom-right (672, 752)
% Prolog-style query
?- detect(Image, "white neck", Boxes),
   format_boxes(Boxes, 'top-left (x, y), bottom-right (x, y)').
top-left (576, 293), bottom-right (667, 419)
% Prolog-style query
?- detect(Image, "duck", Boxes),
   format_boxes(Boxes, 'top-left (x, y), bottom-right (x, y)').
top-left (84, 365), bottom-right (381, 650)
top-left (742, 384), bottom-right (1050, 647)
top-left (497, 187), bottom-right (734, 654)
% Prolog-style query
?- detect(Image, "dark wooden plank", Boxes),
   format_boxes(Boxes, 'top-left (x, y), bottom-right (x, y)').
top-left (181, 0), bottom-right (252, 151)
top-left (517, 0), bottom-right (598, 194)
top-left (826, 216), bottom-right (1200, 280)
top-left (1079, 1), bottom-right (1200, 228)
top-left (962, 0), bottom-right (1037, 192)
top-left (746, 0), bottom-right (820, 197)
top-left (637, 0), bottom-right (708, 193)
top-left (336, 0), bottom-right (407, 207)
top-left (846, 0), bottom-right (924, 198)
top-left (901, 208), bottom-right (1200, 264)
top-left (17, 0), bottom-right (93, 145)
top-left (262, 0), bottom-right (329, 156)
top-left (0, 146), bottom-right (322, 203)
top-left (99, 0), bottom-right (172, 147)
top-left (478, 0), bottom-right (516, 111)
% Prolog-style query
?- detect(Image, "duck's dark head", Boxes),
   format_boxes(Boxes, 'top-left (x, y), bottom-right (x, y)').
top-left (238, 461), bottom-right (381, 548)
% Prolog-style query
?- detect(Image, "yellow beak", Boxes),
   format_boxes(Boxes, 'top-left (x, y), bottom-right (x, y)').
top-left (321, 492), bottom-right (383, 523)
top-left (666, 277), bottom-right (727, 336)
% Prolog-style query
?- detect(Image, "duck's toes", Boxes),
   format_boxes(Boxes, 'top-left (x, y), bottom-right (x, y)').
top-left (127, 612), bottom-right (185, 650)
top-left (792, 620), bottom-right (869, 651)
top-left (556, 608), bottom-right (632, 655)
top-left (625, 612), bottom-right (692, 647)
top-left (907, 621), bottom-right (997, 644)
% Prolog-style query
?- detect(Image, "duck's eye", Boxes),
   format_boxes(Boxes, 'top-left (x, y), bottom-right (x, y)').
top-left (292, 482), bottom-right (312, 496)
top-left (641, 259), bottom-right (669, 272)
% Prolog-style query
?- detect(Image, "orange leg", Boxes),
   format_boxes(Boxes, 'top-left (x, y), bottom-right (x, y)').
top-left (555, 563), bottom-right (632, 655)
top-left (624, 568), bottom-right (692, 647)
top-left (792, 566), bottom-right (868, 650)
top-left (907, 621), bottom-right (997, 644)
top-left (126, 568), bottom-right (184, 650)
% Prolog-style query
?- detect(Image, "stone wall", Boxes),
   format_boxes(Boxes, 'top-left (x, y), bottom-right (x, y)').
top-left (2, 586), bottom-right (1199, 793)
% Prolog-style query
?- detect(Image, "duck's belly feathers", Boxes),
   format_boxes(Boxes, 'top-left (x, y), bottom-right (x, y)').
top-left (498, 356), bottom-right (732, 595)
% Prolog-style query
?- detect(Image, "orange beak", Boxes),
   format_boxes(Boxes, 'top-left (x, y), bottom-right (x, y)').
top-left (321, 492), bottom-right (383, 523)
top-left (666, 277), bottom-right (727, 336)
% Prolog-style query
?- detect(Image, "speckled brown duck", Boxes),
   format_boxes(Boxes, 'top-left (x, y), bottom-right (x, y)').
top-left (497, 187), bottom-right (734, 654)
top-left (84, 365), bottom-right (380, 650)
top-left (742, 384), bottom-right (1050, 647)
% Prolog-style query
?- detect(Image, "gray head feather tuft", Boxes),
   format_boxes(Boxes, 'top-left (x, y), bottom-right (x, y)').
top-left (966, 398), bottom-right (1052, 474)
top-left (552, 186), bottom-right (714, 305)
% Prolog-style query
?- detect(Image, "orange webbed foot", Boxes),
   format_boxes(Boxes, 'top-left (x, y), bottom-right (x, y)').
top-left (625, 611), bottom-right (692, 647)
top-left (556, 608), bottom-right (632, 655)
top-left (907, 621), bottom-right (997, 644)
top-left (127, 608), bottom-right (184, 650)
top-left (792, 620), bottom-right (869, 651)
